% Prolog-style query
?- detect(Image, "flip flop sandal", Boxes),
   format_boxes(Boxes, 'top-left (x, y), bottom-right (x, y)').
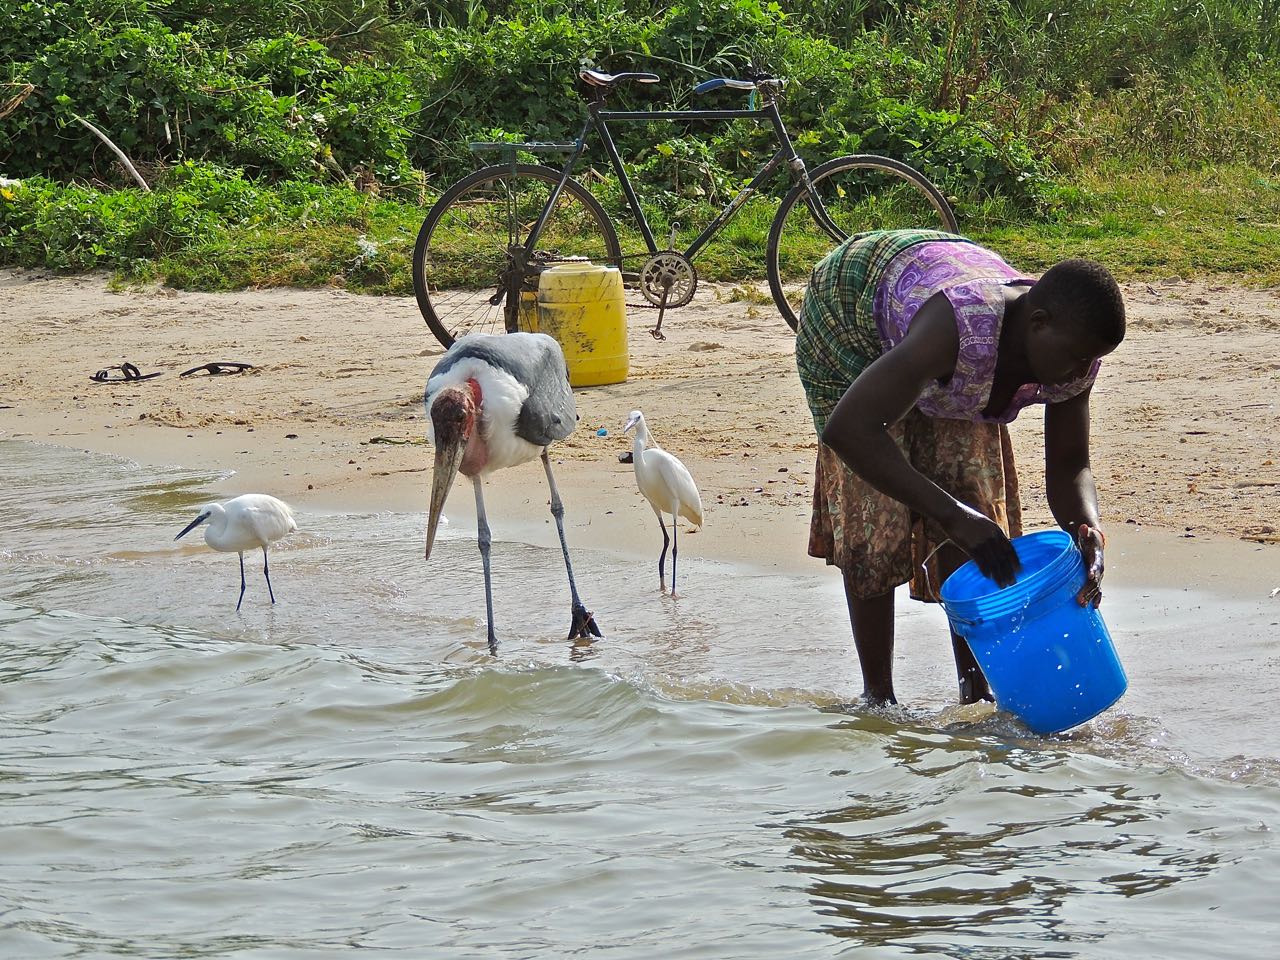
top-left (90, 362), bottom-right (162, 383)
top-left (179, 361), bottom-right (255, 377)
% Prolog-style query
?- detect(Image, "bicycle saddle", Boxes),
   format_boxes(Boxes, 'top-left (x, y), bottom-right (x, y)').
top-left (579, 69), bottom-right (660, 88)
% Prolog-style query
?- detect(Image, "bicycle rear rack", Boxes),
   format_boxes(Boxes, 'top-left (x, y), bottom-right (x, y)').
top-left (468, 142), bottom-right (582, 184)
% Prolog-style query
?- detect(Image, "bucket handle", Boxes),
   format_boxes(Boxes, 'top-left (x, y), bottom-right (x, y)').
top-left (922, 537), bottom-right (988, 628)
top-left (921, 538), bottom-right (982, 627)
top-left (934, 531), bottom-right (1095, 628)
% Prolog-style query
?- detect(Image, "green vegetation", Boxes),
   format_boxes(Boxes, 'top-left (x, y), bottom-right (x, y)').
top-left (2, 1), bottom-right (1278, 288)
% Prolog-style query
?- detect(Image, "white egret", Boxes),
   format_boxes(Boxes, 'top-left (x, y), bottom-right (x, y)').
top-left (425, 332), bottom-right (602, 654)
top-left (623, 409), bottom-right (704, 594)
top-left (175, 494), bottom-right (297, 611)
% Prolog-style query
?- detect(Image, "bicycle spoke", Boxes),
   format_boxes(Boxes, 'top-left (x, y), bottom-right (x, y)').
top-left (414, 164), bottom-right (620, 347)
top-left (768, 156), bottom-right (956, 331)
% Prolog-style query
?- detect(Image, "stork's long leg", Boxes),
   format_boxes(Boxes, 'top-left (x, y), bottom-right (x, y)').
top-left (472, 476), bottom-right (499, 655)
top-left (655, 511), bottom-right (669, 592)
top-left (236, 551), bottom-right (247, 612)
top-left (541, 450), bottom-right (602, 640)
top-left (263, 547), bottom-right (276, 604)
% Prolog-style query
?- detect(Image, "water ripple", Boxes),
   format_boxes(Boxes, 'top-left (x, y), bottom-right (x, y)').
top-left (2, 441), bottom-right (1279, 958)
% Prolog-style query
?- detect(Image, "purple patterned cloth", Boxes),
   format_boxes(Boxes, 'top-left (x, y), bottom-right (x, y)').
top-left (874, 241), bottom-right (1100, 423)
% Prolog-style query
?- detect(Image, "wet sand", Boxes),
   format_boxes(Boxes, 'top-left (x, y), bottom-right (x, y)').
top-left (1, 268), bottom-right (1277, 582)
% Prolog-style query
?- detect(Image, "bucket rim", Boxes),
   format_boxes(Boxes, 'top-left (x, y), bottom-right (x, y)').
top-left (540, 262), bottom-right (618, 275)
top-left (940, 528), bottom-right (1078, 612)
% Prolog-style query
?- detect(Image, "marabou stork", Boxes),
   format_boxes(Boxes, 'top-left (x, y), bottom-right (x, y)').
top-left (424, 332), bottom-right (602, 653)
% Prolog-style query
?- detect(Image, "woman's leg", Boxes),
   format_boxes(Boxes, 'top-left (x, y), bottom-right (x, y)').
top-left (842, 572), bottom-right (897, 705)
top-left (936, 543), bottom-right (992, 704)
top-left (809, 437), bottom-right (912, 708)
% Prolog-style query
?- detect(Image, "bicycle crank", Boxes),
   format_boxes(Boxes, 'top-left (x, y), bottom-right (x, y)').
top-left (649, 277), bottom-right (672, 341)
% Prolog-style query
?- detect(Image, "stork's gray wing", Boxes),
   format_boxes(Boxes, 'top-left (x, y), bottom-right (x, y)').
top-left (433, 333), bottom-right (576, 446)
top-left (513, 339), bottom-right (577, 446)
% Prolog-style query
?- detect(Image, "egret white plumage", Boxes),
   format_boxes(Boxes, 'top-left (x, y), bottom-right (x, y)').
top-left (424, 332), bottom-right (602, 653)
top-left (175, 494), bottom-right (297, 610)
top-left (623, 409), bottom-right (704, 594)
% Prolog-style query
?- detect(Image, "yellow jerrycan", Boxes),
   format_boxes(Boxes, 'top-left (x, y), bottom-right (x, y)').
top-left (534, 263), bottom-right (629, 387)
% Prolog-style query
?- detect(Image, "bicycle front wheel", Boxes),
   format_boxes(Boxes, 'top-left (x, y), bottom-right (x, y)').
top-left (413, 163), bottom-right (621, 348)
top-left (766, 155), bottom-right (957, 332)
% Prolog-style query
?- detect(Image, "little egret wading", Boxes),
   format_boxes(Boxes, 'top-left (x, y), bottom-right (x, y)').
top-left (175, 494), bottom-right (297, 611)
top-left (624, 409), bottom-right (704, 594)
top-left (424, 332), bottom-right (602, 654)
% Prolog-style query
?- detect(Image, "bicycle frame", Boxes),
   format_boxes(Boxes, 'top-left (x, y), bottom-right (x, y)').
top-left (422, 81), bottom-right (956, 343)
top-left (522, 95), bottom-right (842, 268)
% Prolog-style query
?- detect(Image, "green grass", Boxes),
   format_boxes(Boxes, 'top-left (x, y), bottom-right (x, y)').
top-left (6, 163), bottom-right (1280, 294)
top-left (123, 173), bottom-right (1280, 294)
top-left (145, 223), bottom-right (419, 294)
top-left (967, 165), bottom-right (1280, 285)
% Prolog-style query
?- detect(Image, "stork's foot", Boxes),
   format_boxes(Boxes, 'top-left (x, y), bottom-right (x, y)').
top-left (568, 602), bottom-right (603, 641)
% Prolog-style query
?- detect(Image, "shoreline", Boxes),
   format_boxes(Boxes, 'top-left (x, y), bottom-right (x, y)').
top-left (2, 269), bottom-right (1278, 579)
top-left (4, 429), bottom-right (1275, 607)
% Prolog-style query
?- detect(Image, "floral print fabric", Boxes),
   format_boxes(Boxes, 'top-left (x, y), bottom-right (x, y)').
top-left (809, 411), bottom-right (1023, 601)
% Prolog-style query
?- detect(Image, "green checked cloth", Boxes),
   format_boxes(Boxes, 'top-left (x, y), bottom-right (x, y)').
top-left (795, 228), bottom-right (971, 434)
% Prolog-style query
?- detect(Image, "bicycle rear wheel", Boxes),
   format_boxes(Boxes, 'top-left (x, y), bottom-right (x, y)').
top-left (766, 155), bottom-right (957, 331)
top-left (413, 163), bottom-right (621, 348)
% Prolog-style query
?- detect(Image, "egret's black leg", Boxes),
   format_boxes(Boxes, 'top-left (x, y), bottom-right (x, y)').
top-left (263, 547), bottom-right (276, 604)
top-left (541, 450), bottom-right (602, 640)
top-left (656, 513), bottom-right (669, 592)
top-left (236, 551), bottom-right (247, 612)
top-left (671, 516), bottom-right (680, 597)
top-left (472, 476), bottom-right (498, 655)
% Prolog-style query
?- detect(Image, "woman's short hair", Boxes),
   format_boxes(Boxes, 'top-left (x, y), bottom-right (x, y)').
top-left (1032, 259), bottom-right (1126, 346)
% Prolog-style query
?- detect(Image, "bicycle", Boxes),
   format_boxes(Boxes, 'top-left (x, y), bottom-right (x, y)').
top-left (412, 67), bottom-right (957, 347)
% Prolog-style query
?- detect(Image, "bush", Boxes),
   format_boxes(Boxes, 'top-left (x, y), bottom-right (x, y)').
top-left (1, 3), bottom-right (419, 183)
top-left (0, 161), bottom-right (376, 271)
top-left (2, 0), bottom-right (1279, 282)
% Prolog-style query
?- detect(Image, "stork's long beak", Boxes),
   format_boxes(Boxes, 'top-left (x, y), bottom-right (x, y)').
top-left (426, 436), bottom-right (465, 560)
top-left (175, 513), bottom-right (208, 541)
top-left (623, 412), bottom-right (640, 434)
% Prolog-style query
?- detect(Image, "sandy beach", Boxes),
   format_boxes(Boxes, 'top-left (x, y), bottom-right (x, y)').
top-left (1, 268), bottom-right (1278, 572)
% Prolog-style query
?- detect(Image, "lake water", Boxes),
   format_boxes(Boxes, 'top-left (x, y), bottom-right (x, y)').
top-left (2, 439), bottom-right (1277, 958)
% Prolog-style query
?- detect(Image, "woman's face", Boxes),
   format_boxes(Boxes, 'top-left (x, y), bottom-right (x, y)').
top-left (1026, 315), bottom-right (1115, 385)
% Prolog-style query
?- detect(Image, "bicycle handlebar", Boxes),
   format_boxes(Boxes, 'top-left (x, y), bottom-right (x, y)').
top-left (692, 76), bottom-right (786, 98)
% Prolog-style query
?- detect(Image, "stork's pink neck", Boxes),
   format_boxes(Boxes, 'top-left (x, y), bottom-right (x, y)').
top-left (458, 377), bottom-right (489, 476)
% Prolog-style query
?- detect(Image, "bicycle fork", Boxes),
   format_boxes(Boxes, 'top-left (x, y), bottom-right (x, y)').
top-left (790, 157), bottom-right (844, 244)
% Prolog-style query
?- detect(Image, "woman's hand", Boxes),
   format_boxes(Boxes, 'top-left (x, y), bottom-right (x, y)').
top-left (943, 503), bottom-right (1021, 587)
top-left (1076, 524), bottom-right (1105, 606)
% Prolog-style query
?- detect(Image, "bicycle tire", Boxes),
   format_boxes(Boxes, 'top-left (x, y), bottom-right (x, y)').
top-left (766, 154), bottom-right (958, 332)
top-left (413, 163), bottom-right (621, 349)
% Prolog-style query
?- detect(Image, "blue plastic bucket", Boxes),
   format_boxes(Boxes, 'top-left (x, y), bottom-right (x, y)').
top-left (939, 529), bottom-right (1127, 734)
